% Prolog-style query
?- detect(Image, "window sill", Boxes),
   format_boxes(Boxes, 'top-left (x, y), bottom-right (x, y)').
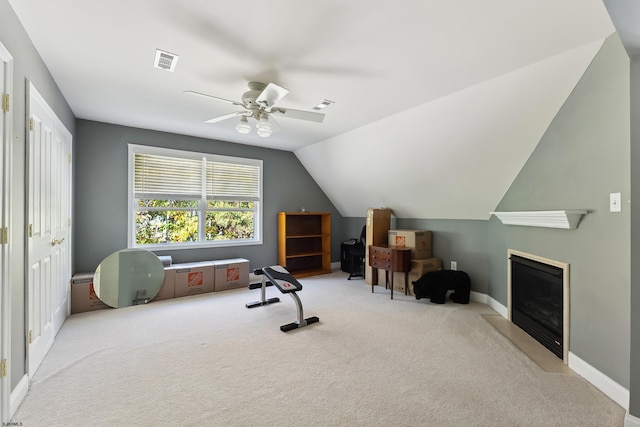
top-left (130, 239), bottom-right (262, 251)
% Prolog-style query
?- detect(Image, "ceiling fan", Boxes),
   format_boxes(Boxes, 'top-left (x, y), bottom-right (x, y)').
top-left (185, 82), bottom-right (326, 137)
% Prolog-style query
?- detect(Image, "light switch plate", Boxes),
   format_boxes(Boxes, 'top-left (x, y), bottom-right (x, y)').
top-left (610, 192), bottom-right (621, 212)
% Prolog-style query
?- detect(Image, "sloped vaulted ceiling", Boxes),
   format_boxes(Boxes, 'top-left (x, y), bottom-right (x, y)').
top-left (295, 41), bottom-right (605, 219)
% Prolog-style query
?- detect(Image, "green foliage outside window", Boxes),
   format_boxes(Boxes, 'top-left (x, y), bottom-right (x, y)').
top-left (135, 199), bottom-right (255, 244)
top-left (206, 200), bottom-right (255, 240)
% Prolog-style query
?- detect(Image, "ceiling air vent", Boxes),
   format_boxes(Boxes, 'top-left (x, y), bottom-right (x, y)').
top-left (313, 99), bottom-right (334, 110)
top-left (154, 49), bottom-right (178, 72)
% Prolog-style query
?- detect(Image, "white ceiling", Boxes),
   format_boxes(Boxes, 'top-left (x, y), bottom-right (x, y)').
top-left (7, 0), bottom-right (617, 219)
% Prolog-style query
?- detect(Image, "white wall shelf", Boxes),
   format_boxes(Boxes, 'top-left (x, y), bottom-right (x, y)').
top-left (490, 210), bottom-right (587, 229)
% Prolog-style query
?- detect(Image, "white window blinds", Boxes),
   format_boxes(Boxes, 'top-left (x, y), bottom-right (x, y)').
top-left (134, 151), bottom-right (261, 201)
top-left (206, 162), bottom-right (260, 201)
top-left (134, 153), bottom-right (202, 199)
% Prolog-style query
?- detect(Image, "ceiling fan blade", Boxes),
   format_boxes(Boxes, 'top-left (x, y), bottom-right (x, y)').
top-left (256, 83), bottom-right (290, 109)
top-left (270, 107), bottom-right (325, 123)
top-left (185, 90), bottom-right (244, 107)
top-left (204, 111), bottom-right (246, 124)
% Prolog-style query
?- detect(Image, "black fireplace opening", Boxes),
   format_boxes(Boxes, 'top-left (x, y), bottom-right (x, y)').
top-left (511, 255), bottom-right (563, 359)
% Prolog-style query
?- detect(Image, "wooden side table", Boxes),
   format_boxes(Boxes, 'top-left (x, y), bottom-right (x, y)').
top-left (368, 244), bottom-right (412, 299)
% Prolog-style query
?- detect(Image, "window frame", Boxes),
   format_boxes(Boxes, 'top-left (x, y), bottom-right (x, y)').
top-left (127, 144), bottom-right (263, 250)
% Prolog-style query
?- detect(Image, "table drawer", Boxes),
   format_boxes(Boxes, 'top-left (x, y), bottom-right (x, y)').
top-left (370, 260), bottom-right (391, 270)
top-left (369, 247), bottom-right (392, 269)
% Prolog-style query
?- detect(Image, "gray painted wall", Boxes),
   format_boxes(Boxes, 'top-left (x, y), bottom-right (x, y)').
top-left (488, 35), bottom-right (631, 387)
top-left (397, 219), bottom-right (489, 294)
top-left (1, 0), bottom-right (76, 390)
top-left (74, 120), bottom-right (346, 273)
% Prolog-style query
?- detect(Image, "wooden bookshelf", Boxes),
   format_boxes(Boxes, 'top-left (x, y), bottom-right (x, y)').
top-left (278, 212), bottom-right (331, 278)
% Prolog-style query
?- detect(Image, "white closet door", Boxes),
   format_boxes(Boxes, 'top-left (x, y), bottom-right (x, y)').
top-left (0, 44), bottom-right (7, 426)
top-left (26, 83), bottom-right (72, 377)
top-left (0, 41), bottom-right (12, 425)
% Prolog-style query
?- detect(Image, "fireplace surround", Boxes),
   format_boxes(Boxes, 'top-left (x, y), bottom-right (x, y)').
top-left (507, 249), bottom-right (570, 363)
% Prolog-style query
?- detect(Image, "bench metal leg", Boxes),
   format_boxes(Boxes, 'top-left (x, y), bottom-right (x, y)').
top-left (245, 274), bottom-right (280, 308)
top-left (280, 291), bottom-right (320, 332)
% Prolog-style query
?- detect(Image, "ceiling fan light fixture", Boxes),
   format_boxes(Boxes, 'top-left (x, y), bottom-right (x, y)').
top-left (187, 81), bottom-right (327, 137)
top-left (256, 127), bottom-right (272, 137)
top-left (257, 114), bottom-right (272, 133)
top-left (235, 116), bottom-right (252, 134)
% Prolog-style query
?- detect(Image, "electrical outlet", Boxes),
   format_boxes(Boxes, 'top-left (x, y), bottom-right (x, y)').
top-left (451, 261), bottom-right (457, 271)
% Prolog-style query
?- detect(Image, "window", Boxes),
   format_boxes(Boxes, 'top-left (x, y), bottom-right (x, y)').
top-left (128, 144), bottom-right (262, 249)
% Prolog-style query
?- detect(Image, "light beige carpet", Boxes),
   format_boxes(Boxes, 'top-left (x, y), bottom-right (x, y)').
top-left (11, 271), bottom-right (625, 426)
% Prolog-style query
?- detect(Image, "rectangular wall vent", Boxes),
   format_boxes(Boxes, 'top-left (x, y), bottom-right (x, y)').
top-left (154, 49), bottom-right (179, 72)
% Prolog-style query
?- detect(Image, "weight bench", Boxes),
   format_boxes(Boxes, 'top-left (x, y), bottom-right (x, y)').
top-left (246, 265), bottom-right (319, 332)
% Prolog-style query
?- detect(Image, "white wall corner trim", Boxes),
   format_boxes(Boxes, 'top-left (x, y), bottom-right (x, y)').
top-left (490, 210), bottom-right (587, 229)
top-left (568, 352), bottom-right (629, 410)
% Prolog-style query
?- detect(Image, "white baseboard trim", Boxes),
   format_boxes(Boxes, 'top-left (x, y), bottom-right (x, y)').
top-left (486, 295), bottom-right (508, 318)
top-left (469, 290), bottom-right (487, 304)
top-left (249, 263), bottom-right (342, 282)
top-left (568, 352), bottom-right (629, 410)
top-left (10, 374), bottom-right (28, 418)
top-left (626, 412), bottom-right (640, 427)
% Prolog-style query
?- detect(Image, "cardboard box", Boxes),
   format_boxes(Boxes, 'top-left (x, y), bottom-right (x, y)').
top-left (392, 258), bottom-right (442, 296)
top-left (173, 262), bottom-right (215, 298)
top-left (152, 267), bottom-right (175, 301)
top-left (70, 273), bottom-right (110, 314)
top-left (388, 229), bottom-right (432, 259)
top-left (365, 208), bottom-right (392, 285)
top-left (213, 258), bottom-right (250, 291)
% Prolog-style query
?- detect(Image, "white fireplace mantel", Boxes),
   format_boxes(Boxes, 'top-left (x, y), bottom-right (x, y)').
top-left (490, 210), bottom-right (587, 229)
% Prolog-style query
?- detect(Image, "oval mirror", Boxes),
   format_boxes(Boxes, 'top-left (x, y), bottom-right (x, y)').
top-left (93, 249), bottom-right (165, 308)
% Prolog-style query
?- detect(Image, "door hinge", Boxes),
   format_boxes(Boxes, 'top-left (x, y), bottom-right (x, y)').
top-left (2, 94), bottom-right (9, 113)
top-left (28, 330), bottom-right (33, 344)
top-left (29, 117), bottom-right (34, 131)
top-left (28, 224), bottom-right (33, 238)
top-left (68, 153), bottom-right (72, 163)
top-left (0, 359), bottom-right (6, 377)
top-left (0, 227), bottom-right (7, 245)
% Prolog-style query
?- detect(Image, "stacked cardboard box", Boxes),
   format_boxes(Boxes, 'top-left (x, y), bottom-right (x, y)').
top-left (172, 262), bottom-right (215, 298)
top-left (212, 258), bottom-right (250, 292)
top-left (153, 258), bottom-right (250, 298)
top-left (70, 273), bottom-right (110, 314)
top-left (153, 267), bottom-right (176, 301)
top-left (392, 257), bottom-right (443, 296)
top-left (71, 258), bottom-right (251, 314)
top-left (365, 208), bottom-right (392, 285)
top-left (388, 229), bottom-right (432, 259)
